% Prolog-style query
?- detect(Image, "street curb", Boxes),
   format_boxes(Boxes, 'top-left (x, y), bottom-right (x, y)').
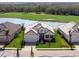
top-left (0, 48), bottom-right (21, 50)
top-left (36, 48), bottom-right (76, 50)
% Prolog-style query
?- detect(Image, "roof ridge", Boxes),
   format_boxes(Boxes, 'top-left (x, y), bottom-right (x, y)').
top-left (0, 24), bottom-right (7, 28)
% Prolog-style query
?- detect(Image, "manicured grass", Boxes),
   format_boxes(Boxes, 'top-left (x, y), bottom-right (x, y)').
top-left (6, 30), bottom-right (24, 48)
top-left (36, 31), bottom-right (74, 48)
top-left (0, 12), bottom-right (79, 22)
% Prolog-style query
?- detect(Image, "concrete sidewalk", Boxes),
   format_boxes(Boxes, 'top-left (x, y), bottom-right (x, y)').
top-left (34, 50), bottom-right (79, 57)
top-left (19, 46), bottom-right (79, 57)
top-left (1, 50), bottom-right (16, 57)
top-left (0, 45), bottom-right (79, 57)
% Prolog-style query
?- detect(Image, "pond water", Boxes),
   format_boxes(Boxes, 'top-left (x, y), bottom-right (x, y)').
top-left (0, 18), bottom-right (65, 28)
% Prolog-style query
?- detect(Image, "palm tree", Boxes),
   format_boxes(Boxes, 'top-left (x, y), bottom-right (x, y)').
top-left (69, 30), bottom-right (73, 50)
top-left (21, 23), bottom-right (25, 30)
top-left (5, 29), bottom-right (9, 36)
top-left (31, 46), bottom-right (34, 57)
top-left (48, 40), bottom-right (51, 48)
top-left (5, 29), bottom-right (9, 44)
top-left (16, 48), bottom-right (19, 57)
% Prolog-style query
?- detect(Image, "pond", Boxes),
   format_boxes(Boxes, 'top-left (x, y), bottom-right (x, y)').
top-left (0, 18), bottom-right (65, 28)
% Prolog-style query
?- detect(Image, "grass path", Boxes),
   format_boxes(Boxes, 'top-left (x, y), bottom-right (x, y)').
top-left (0, 13), bottom-right (79, 22)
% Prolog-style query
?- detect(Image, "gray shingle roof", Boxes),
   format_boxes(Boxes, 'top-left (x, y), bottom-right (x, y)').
top-left (0, 22), bottom-right (21, 40)
top-left (72, 23), bottom-right (79, 30)
top-left (58, 22), bottom-right (76, 35)
top-left (25, 22), bottom-right (54, 34)
top-left (3, 22), bottom-right (21, 35)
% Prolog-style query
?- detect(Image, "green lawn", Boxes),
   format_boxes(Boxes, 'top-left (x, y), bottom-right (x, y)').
top-left (36, 31), bottom-right (74, 48)
top-left (6, 30), bottom-right (24, 48)
top-left (0, 12), bottom-right (79, 22)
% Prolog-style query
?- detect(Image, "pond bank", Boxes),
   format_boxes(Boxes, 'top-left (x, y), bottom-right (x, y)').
top-left (0, 18), bottom-right (65, 28)
top-left (0, 13), bottom-right (79, 22)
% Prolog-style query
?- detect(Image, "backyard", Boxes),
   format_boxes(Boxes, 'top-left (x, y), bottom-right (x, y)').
top-left (36, 31), bottom-right (75, 48)
top-left (5, 30), bottom-right (24, 48)
top-left (0, 13), bottom-right (79, 22)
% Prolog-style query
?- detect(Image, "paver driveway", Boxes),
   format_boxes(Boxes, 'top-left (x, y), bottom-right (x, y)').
top-left (19, 46), bottom-right (31, 57)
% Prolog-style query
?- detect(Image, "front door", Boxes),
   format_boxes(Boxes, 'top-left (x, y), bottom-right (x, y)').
top-left (39, 33), bottom-right (44, 42)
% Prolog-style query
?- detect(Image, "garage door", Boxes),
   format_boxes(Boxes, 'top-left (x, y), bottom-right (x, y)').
top-left (24, 35), bottom-right (39, 42)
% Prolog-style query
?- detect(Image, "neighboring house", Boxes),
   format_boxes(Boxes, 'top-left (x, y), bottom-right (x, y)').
top-left (0, 22), bottom-right (21, 44)
top-left (58, 22), bottom-right (79, 43)
top-left (24, 22), bottom-right (55, 43)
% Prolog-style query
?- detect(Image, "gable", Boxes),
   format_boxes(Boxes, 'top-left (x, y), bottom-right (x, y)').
top-left (25, 30), bottom-right (37, 35)
top-left (38, 27), bottom-right (46, 33)
top-left (45, 30), bottom-right (54, 35)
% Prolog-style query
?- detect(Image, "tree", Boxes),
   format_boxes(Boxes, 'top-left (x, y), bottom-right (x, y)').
top-left (69, 30), bottom-right (73, 50)
top-left (5, 29), bottom-right (9, 44)
top-left (35, 5), bottom-right (41, 14)
top-left (45, 7), bottom-right (56, 14)
top-left (31, 46), bottom-right (34, 57)
top-left (21, 23), bottom-right (25, 30)
top-left (16, 48), bottom-right (19, 57)
top-left (48, 40), bottom-right (51, 47)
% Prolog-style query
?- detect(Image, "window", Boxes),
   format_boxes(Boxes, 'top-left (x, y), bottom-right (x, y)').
top-left (40, 30), bottom-right (43, 32)
top-left (39, 29), bottom-right (44, 33)
top-left (0, 29), bottom-right (2, 32)
top-left (46, 35), bottom-right (49, 38)
top-left (50, 35), bottom-right (53, 38)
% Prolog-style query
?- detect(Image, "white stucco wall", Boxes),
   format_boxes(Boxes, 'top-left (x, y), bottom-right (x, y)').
top-left (44, 31), bottom-right (54, 41)
top-left (0, 36), bottom-right (10, 43)
top-left (71, 33), bottom-right (79, 43)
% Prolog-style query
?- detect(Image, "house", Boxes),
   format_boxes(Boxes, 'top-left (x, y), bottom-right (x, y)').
top-left (58, 22), bottom-right (79, 43)
top-left (0, 22), bottom-right (21, 44)
top-left (24, 22), bottom-right (55, 43)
